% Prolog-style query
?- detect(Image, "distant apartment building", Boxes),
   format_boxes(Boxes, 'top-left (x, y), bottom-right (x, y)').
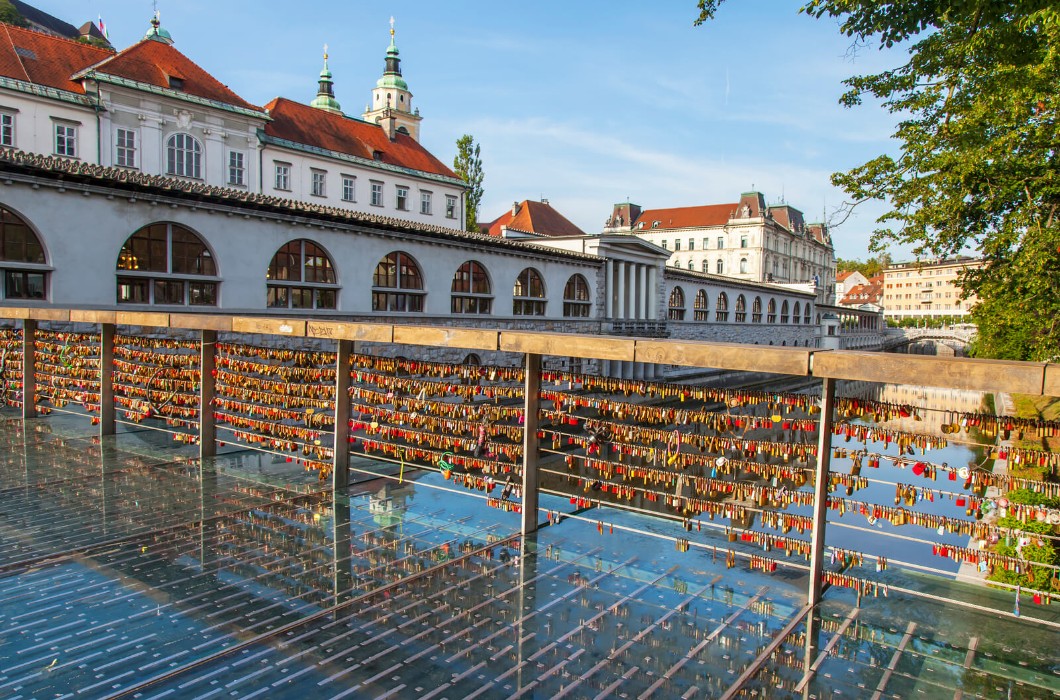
top-left (882, 257), bottom-right (982, 321)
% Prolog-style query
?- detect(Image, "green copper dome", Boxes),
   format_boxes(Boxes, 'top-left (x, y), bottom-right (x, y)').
top-left (144, 13), bottom-right (173, 45)
top-left (310, 51), bottom-right (343, 113)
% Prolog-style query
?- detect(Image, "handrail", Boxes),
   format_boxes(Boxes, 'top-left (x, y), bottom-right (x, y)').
top-left (0, 305), bottom-right (1055, 396)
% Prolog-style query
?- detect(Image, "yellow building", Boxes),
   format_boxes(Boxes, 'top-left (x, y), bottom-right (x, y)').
top-left (882, 257), bottom-right (982, 321)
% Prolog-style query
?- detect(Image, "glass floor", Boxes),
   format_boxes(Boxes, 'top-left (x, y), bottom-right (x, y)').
top-left (0, 415), bottom-right (1056, 699)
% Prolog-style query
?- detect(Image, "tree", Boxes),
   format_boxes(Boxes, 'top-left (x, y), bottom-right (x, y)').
top-left (453, 135), bottom-right (484, 233)
top-left (0, 0), bottom-right (27, 27)
top-left (695, 2), bottom-right (1060, 361)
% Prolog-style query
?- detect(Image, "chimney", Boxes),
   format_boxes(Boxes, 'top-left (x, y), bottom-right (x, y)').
top-left (511, 201), bottom-right (521, 216)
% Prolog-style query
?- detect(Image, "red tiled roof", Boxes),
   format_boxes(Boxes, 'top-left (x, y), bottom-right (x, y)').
top-left (632, 203), bottom-right (736, 230)
top-left (0, 23), bottom-right (112, 94)
top-left (836, 270), bottom-right (856, 282)
top-left (84, 39), bottom-right (261, 111)
top-left (263, 98), bottom-right (458, 179)
top-left (839, 281), bottom-right (883, 306)
top-left (485, 200), bottom-right (586, 238)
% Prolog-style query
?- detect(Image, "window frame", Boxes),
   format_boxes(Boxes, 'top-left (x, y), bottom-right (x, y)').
top-left (227, 150), bottom-right (245, 186)
top-left (451, 260), bottom-right (492, 315)
top-left (512, 267), bottom-right (546, 316)
top-left (165, 132), bottom-right (202, 179)
top-left (420, 190), bottom-right (432, 215)
top-left (115, 222), bottom-right (218, 307)
top-left (115, 127), bottom-right (137, 168)
top-left (562, 274), bottom-right (591, 318)
top-left (274, 162), bottom-right (291, 191)
top-left (372, 251), bottom-right (425, 313)
top-left (716, 292), bottom-right (730, 322)
top-left (0, 205), bottom-right (48, 301)
top-left (668, 286), bottom-right (686, 321)
top-left (266, 239), bottom-right (339, 311)
top-left (311, 168), bottom-right (327, 197)
top-left (693, 289), bottom-right (708, 321)
top-left (341, 175), bottom-right (356, 202)
top-left (370, 180), bottom-right (384, 207)
top-left (445, 194), bottom-right (457, 219)
top-left (0, 110), bottom-right (13, 147)
top-left (54, 122), bottom-right (77, 158)
top-left (395, 185), bottom-right (410, 211)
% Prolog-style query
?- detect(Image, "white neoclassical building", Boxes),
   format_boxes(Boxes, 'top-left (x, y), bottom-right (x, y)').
top-left (0, 14), bottom-right (466, 232)
top-left (603, 192), bottom-right (837, 305)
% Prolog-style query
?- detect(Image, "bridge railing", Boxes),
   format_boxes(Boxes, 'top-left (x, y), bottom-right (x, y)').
top-left (0, 305), bottom-right (1056, 641)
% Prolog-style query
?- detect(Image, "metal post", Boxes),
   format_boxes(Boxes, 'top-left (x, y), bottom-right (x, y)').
top-left (332, 490), bottom-right (352, 605)
top-left (99, 323), bottom-right (115, 436)
top-left (21, 319), bottom-right (35, 419)
top-left (807, 376), bottom-right (836, 608)
top-left (521, 352), bottom-right (541, 536)
top-left (332, 339), bottom-right (352, 491)
top-left (199, 330), bottom-right (217, 459)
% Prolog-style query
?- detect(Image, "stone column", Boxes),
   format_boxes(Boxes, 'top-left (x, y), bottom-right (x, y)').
top-left (605, 261), bottom-right (614, 318)
top-left (616, 262), bottom-right (627, 319)
top-left (647, 266), bottom-right (658, 319)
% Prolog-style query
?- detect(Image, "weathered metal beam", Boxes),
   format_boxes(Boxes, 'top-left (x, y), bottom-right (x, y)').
top-left (99, 323), bottom-right (115, 436)
top-left (521, 352), bottom-right (541, 536)
top-left (807, 377), bottom-right (836, 608)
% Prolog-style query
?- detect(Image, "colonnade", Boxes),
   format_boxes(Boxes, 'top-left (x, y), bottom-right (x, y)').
top-left (605, 260), bottom-right (657, 321)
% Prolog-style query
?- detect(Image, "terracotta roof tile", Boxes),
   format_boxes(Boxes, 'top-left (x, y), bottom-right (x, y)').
top-left (263, 97), bottom-right (457, 179)
top-left (632, 203), bottom-right (736, 230)
top-left (485, 200), bottom-right (586, 237)
top-left (0, 23), bottom-right (111, 94)
top-left (86, 40), bottom-right (261, 111)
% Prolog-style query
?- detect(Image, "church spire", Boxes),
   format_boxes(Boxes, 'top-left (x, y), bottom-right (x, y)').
top-left (310, 44), bottom-right (343, 114)
top-left (362, 17), bottom-right (422, 141)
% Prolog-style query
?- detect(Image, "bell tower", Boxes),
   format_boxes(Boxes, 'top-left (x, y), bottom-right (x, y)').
top-left (362, 18), bottom-right (422, 141)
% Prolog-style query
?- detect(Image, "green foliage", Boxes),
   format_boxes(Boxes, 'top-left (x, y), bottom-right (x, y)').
top-left (453, 135), bottom-right (484, 234)
top-left (694, 2), bottom-right (1060, 361)
top-left (836, 255), bottom-right (888, 278)
top-left (78, 35), bottom-right (114, 51)
top-left (1004, 488), bottom-right (1060, 509)
top-left (0, 0), bottom-right (27, 27)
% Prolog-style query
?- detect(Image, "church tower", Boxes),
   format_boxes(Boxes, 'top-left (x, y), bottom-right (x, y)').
top-left (310, 46), bottom-right (342, 114)
top-left (362, 18), bottom-right (422, 141)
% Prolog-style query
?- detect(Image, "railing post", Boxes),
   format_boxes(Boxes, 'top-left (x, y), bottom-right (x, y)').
top-left (21, 319), bottom-right (35, 419)
top-left (521, 352), bottom-right (541, 536)
top-left (807, 376), bottom-right (836, 608)
top-left (199, 330), bottom-right (217, 459)
top-left (332, 339), bottom-right (352, 491)
top-left (99, 323), bottom-right (115, 436)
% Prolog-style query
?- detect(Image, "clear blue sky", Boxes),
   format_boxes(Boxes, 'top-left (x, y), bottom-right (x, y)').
top-left (38, 1), bottom-right (908, 260)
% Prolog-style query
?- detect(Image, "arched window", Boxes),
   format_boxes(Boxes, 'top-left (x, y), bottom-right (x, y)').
top-left (693, 289), bottom-right (708, 321)
top-left (451, 260), bottom-right (492, 314)
top-left (716, 259), bottom-right (724, 274)
top-left (767, 298), bottom-right (776, 324)
top-left (687, 260), bottom-right (695, 270)
top-left (716, 292), bottom-right (729, 322)
top-left (735, 294), bottom-right (747, 322)
top-left (266, 239), bottom-right (338, 309)
top-left (804, 304), bottom-right (812, 325)
top-left (117, 222), bottom-right (217, 305)
top-left (166, 133), bottom-right (202, 179)
top-left (373, 251), bottom-right (424, 312)
top-left (562, 274), bottom-right (591, 317)
top-left (780, 300), bottom-right (789, 324)
top-left (739, 258), bottom-right (748, 274)
top-left (793, 301), bottom-right (801, 324)
top-left (0, 205), bottom-right (47, 300)
top-left (701, 260), bottom-right (709, 273)
top-left (513, 267), bottom-right (545, 315)
top-left (668, 286), bottom-right (685, 321)
top-left (752, 296), bottom-right (762, 323)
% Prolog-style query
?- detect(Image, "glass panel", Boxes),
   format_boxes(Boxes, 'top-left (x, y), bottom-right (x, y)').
top-left (303, 242), bottom-right (335, 284)
top-left (116, 277), bottom-right (148, 303)
top-left (0, 207), bottom-right (45, 263)
top-left (189, 281), bottom-right (216, 306)
top-left (171, 227), bottom-right (215, 276)
top-left (291, 287), bottom-right (313, 309)
top-left (315, 288), bottom-right (337, 310)
top-left (153, 279), bottom-right (185, 305)
top-left (268, 242), bottom-right (301, 282)
top-left (267, 285), bottom-right (289, 308)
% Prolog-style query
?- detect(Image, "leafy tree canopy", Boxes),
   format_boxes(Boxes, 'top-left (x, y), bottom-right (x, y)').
top-left (454, 135), bottom-right (484, 234)
top-left (0, 0), bottom-right (27, 27)
top-left (696, 2), bottom-right (1060, 361)
top-left (836, 254), bottom-right (888, 278)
